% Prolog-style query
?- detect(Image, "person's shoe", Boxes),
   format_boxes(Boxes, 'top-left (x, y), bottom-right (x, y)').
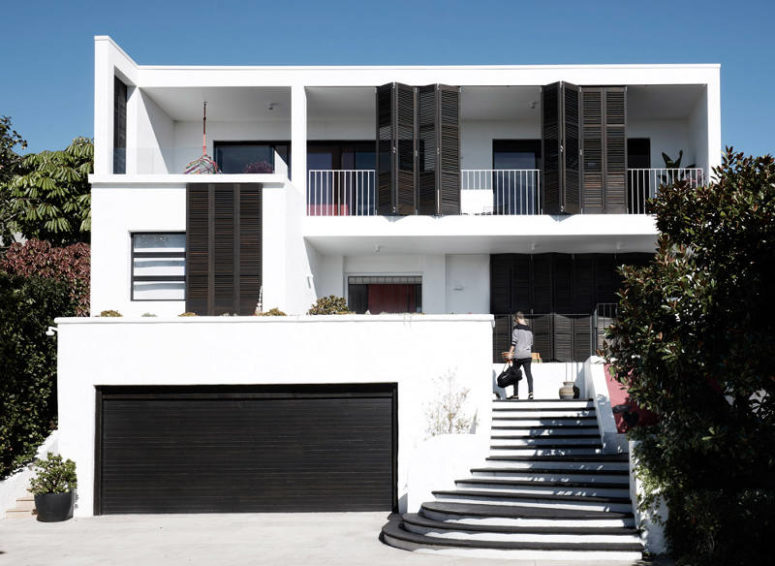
top-left (528, 393), bottom-right (534, 400)
top-left (509, 395), bottom-right (519, 400)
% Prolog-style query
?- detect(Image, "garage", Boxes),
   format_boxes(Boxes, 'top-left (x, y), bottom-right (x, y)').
top-left (94, 384), bottom-right (397, 515)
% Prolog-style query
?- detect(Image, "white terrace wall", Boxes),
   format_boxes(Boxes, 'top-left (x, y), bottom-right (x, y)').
top-left (56, 314), bottom-right (493, 517)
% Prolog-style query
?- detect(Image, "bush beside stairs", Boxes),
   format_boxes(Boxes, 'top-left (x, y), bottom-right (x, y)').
top-left (381, 398), bottom-right (644, 561)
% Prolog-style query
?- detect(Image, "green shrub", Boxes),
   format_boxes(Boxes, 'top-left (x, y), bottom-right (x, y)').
top-left (141, 312), bottom-right (157, 317)
top-left (98, 310), bottom-right (122, 317)
top-left (29, 453), bottom-right (77, 495)
top-left (256, 307), bottom-right (287, 316)
top-left (307, 295), bottom-right (350, 315)
top-left (178, 312), bottom-right (198, 317)
top-left (0, 273), bottom-right (76, 478)
top-left (606, 149), bottom-right (775, 564)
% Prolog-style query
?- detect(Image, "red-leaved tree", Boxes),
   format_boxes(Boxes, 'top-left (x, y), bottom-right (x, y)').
top-left (0, 240), bottom-right (90, 315)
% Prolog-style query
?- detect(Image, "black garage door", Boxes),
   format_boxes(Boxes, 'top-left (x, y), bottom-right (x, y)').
top-left (95, 384), bottom-right (397, 515)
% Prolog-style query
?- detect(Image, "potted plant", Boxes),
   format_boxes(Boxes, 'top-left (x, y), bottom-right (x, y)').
top-left (29, 453), bottom-right (77, 522)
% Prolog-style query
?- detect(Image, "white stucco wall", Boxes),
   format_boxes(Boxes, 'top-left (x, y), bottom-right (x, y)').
top-left (461, 119), bottom-right (541, 170)
top-left (445, 254), bottom-right (490, 314)
top-left (55, 314), bottom-right (494, 517)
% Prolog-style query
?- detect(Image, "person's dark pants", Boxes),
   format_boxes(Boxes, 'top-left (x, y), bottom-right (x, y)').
top-left (512, 358), bottom-right (533, 397)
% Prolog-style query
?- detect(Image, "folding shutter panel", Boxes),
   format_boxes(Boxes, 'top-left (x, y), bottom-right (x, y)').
top-left (417, 85), bottom-right (437, 215)
top-left (113, 77), bottom-right (127, 175)
top-left (581, 88), bottom-right (604, 213)
top-left (552, 254), bottom-right (573, 314)
top-left (438, 85), bottom-right (461, 215)
top-left (531, 254), bottom-right (554, 313)
top-left (186, 184), bottom-right (210, 315)
top-left (554, 314), bottom-right (573, 362)
top-left (213, 186), bottom-right (235, 314)
top-left (573, 254), bottom-right (596, 313)
top-left (594, 254), bottom-right (619, 305)
top-left (572, 315), bottom-right (592, 362)
top-left (396, 83), bottom-right (416, 215)
top-left (511, 255), bottom-right (531, 313)
top-left (541, 83), bottom-right (561, 214)
top-left (490, 254), bottom-right (513, 314)
top-left (376, 84), bottom-right (395, 215)
top-left (238, 185), bottom-right (262, 315)
top-left (563, 84), bottom-right (581, 214)
top-left (605, 88), bottom-right (627, 213)
top-left (493, 315), bottom-right (512, 363)
top-left (530, 315), bottom-right (553, 362)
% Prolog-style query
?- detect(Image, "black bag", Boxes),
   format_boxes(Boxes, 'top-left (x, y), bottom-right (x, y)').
top-left (497, 364), bottom-right (523, 388)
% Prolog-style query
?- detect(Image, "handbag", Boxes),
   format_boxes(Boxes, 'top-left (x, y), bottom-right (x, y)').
top-left (496, 363), bottom-right (523, 388)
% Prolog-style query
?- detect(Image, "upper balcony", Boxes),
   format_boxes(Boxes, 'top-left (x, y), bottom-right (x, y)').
top-left (100, 80), bottom-right (713, 217)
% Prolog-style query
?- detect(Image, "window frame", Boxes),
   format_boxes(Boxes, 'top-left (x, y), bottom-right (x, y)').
top-left (130, 232), bottom-right (186, 302)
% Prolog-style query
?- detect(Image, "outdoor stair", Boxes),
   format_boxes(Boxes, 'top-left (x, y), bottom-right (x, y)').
top-left (4, 494), bottom-right (36, 519)
top-left (381, 398), bottom-right (643, 561)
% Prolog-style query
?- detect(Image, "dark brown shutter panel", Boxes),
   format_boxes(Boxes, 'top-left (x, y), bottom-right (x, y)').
top-left (490, 254), bottom-right (513, 314)
top-left (186, 184), bottom-right (210, 315)
top-left (552, 254), bottom-right (573, 313)
top-left (417, 85), bottom-right (437, 215)
top-left (581, 88), bottom-right (604, 213)
top-left (185, 183), bottom-right (262, 316)
top-left (541, 83), bottom-right (561, 214)
top-left (511, 254), bottom-right (531, 312)
top-left (239, 186), bottom-right (262, 315)
top-left (573, 254), bottom-right (596, 313)
top-left (113, 77), bottom-right (127, 174)
top-left (492, 315), bottom-right (512, 363)
top-left (531, 254), bottom-right (554, 313)
top-left (572, 315), bottom-right (592, 362)
top-left (376, 84), bottom-right (394, 215)
top-left (438, 85), bottom-right (461, 215)
top-left (530, 315), bottom-right (554, 362)
top-left (563, 84), bottom-right (581, 214)
top-left (554, 314), bottom-right (573, 362)
top-left (605, 88), bottom-right (627, 213)
top-left (396, 83), bottom-right (416, 215)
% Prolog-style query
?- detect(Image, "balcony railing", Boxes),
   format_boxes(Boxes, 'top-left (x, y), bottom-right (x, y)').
top-left (627, 168), bottom-right (704, 214)
top-left (461, 169), bottom-right (541, 215)
top-left (307, 170), bottom-right (376, 216)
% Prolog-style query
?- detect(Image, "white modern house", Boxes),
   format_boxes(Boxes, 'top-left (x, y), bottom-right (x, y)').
top-left (51, 35), bottom-right (719, 559)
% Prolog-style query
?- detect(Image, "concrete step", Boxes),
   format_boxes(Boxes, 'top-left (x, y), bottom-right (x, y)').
top-left (490, 427), bottom-right (599, 437)
top-left (490, 436), bottom-right (602, 446)
top-left (4, 508), bottom-right (34, 519)
top-left (454, 479), bottom-right (631, 499)
top-left (492, 399), bottom-right (595, 410)
top-left (489, 446), bottom-right (604, 457)
top-left (432, 490), bottom-right (634, 513)
top-left (484, 455), bottom-right (629, 472)
top-left (493, 408), bottom-right (597, 419)
top-left (492, 417), bottom-right (597, 427)
top-left (470, 468), bottom-right (630, 484)
top-left (14, 496), bottom-right (36, 512)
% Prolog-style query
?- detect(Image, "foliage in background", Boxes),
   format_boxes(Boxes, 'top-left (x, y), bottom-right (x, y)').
top-left (307, 295), bottom-right (351, 315)
top-left (0, 273), bottom-right (77, 479)
top-left (256, 307), bottom-right (287, 316)
top-left (98, 310), bottom-right (122, 317)
top-left (28, 453), bottom-right (77, 495)
top-left (605, 149), bottom-right (775, 565)
top-left (0, 239), bottom-right (90, 316)
top-left (7, 137), bottom-right (93, 246)
top-left (0, 116), bottom-right (28, 244)
top-left (425, 371), bottom-right (476, 437)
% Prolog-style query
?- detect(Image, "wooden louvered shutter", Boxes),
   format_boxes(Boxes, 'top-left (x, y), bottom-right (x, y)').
top-left (531, 254), bottom-right (554, 314)
top-left (563, 84), bottom-right (581, 214)
top-left (572, 315), bottom-right (592, 362)
top-left (594, 254), bottom-right (619, 305)
top-left (605, 88), bottom-right (627, 213)
top-left (530, 315), bottom-right (554, 362)
top-left (186, 183), bottom-right (262, 316)
top-left (492, 315), bottom-right (512, 363)
top-left (490, 254), bottom-right (513, 314)
top-left (113, 77), bottom-right (127, 174)
top-left (582, 88), bottom-right (604, 213)
top-left (438, 85), bottom-right (461, 215)
top-left (417, 85), bottom-right (437, 215)
top-left (186, 184), bottom-right (210, 315)
top-left (376, 84), bottom-right (395, 215)
top-left (511, 255), bottom-right (531, 312)
top-left (554, 314), bottom-right (573, 362)
top-left (396, 83), bottom-right (416, 215)
top-left (573, 254), bottom-right (596, 313)
top-left (541, 83), bottom-right (561, 214)
top-left (553, 254), bottom-right (573, 314)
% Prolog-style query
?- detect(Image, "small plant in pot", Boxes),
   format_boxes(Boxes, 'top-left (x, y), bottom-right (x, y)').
top-left (29, 453), bottom-right (77, 522)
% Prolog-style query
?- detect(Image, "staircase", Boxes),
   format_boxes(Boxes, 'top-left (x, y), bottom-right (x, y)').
top-left (381, 399), bottom-right (643, 561)
top-left (4, 494), bottom-right (36, 519)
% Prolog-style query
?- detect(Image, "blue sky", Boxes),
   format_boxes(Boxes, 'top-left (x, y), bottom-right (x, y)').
top-left (1, 0), bottom-right (773, 157)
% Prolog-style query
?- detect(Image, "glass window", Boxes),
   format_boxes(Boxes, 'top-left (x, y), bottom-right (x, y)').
top-left (131, 233), bottom-right (185, 301)
top-left (214, 142), bottom-right (290, 174)
top-left (347, 276), bottom-right (422, 314)
top-left (492, 140), bottom-right (542, 215)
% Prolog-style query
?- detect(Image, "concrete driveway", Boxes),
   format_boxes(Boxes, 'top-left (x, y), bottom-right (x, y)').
top-left (0, 512), bottom-right (664, 566)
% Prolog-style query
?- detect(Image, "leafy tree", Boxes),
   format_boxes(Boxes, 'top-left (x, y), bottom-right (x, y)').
top-left (606, 149), bottom-right (775, 565)
top-left (0, 239), bottom-right (90, 315)
top-left (8, 137), bottom-right (93, 246)
top-left (0, 116), bottom-right (27, 244)
top-left (0, 272), bottom-right (77, 479)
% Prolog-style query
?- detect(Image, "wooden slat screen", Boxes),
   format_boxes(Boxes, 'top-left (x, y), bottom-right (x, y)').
top-left (438, 84), bottom-right (461, 215)
top-left (541, 82), bottom-right (561, 214)
top-left (113, 77), bottom-right (127, 175)
top-left (582, 88), bottom-right (604, 213)
top-left (417, 85), bottom-right (437, 215)
top-left (563, 83), bottom-right (581, 214)
top-left (186, 183), bottom-right (262, 315)
top-left (396, 83), bottom-right (416, 215)
top-left (605, 88), bottom-right (627, 213)
top-left (376, 84), bottom-right (394, 215)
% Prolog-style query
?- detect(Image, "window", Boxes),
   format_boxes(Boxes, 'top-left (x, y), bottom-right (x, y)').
top-left (347, 276), bottom-right (422, 314)
top-left (131, 233), bottom-right (186, 301)
top-left (213, 142), bottom-right (290, 174)
top-left (113, 77), bottom-right (127, 174)
top-left (492, 140), bottom-right (542, 214)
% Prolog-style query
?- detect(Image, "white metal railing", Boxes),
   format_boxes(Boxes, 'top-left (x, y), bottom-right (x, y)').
top-left (307, 170), bottom-right (376, 216)
top-left (461, 169), bottom-right (541, 215)
top-left (627, 168), bottom-right (704, 214)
